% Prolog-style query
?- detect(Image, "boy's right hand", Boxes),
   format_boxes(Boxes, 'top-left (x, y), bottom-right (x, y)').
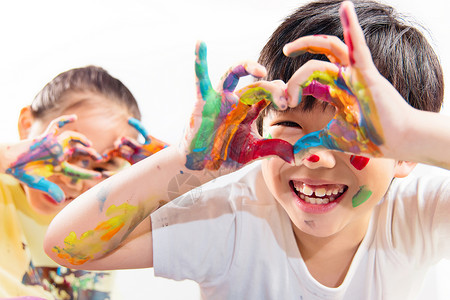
top-left (6, 115), bottom-right (102, 203)
top-left (181, 41), bottom-right (294, 172)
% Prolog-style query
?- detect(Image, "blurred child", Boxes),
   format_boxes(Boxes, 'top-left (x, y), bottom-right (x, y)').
top-left (0, 65), bottom-right (167, 299)
top-left (45, 1), bottom-right (450, 299)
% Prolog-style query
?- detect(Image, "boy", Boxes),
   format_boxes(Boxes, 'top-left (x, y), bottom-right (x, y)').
top-left (45, 1), bottom-right (450, 299)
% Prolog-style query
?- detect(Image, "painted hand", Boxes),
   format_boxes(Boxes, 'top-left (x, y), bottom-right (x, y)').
top-left (284, 1), bottom-right (408, 160)
top-left (183, 41), bottom-right (294, 171)
top-left (104, 117), bottom-right (169, 165)
top-left (6, 115), bottom-right (102, 203)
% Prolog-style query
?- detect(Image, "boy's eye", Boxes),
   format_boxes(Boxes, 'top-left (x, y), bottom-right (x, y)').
top-left (273, 121), bottom-right (302, 128)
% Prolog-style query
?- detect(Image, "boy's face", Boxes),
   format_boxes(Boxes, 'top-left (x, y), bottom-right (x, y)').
top-left (19, 92), bottom-right (137, 216)
top-left (261, 102), bottom-right (407, 238)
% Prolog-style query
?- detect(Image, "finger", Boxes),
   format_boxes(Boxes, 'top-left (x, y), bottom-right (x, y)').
top-left (221, 61), bottom-right (267, 94)
top-left (339, 1), bottom-right (374, 69)
top-left (283, 35), bottom-right (350, 65)
top-left (127, 117), bottom-right (151, 144)
top-left (228, 100), bottom-right (294, 165)
top-left (195, 41), bottom-right (214, 101)
top-left (237, 80), bottom-right (288, 110)
top-left (58, 131), bottom-right (94, 149)
top-left (60, 161), bottom-right (102, 180)
top-left (245, 138), bottom-right (294, 164)
top-left (69, 145), bottom-right (103, 162)
top-left (117, 136), bottom-right (140, 151)
top-left (286, 60), bottom-right (340, 107)
top-left (45, 114), bottom-right (77, 135)
top-left (292, 129), bottom-right (339, 158)
top-left (12, 170), bottom-right (65, 203)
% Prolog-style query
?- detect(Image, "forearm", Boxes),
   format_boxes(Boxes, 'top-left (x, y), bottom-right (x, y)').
top-left (44, 146), bottom-right (215, 268)
top-left (396, 109), bottom-right (450, 169)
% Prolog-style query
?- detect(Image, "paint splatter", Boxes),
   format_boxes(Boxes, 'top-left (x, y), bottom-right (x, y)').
top-left (52, 203), bottom-right (139, 265)
top-left (350, 155), bottom-right (370, 170)
top-left (306, 155), bottom-right (320, 162)
top-left (352, 185), bottom-right (372, 207)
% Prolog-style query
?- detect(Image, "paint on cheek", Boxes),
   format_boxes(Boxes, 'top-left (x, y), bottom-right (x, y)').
top-left (306, 154), bottom-right (320, 162)
top-left (352, 185), bottom-right (372, 208)
top-left (350, 155), bottom-right (370, 170)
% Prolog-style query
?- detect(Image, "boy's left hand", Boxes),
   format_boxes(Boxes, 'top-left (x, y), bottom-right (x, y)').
top-left (283, 1), bottom-right (413, 160)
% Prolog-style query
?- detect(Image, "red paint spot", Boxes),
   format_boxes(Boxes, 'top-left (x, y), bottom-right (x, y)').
top-left (350, 155), bottom-right (370, 170)
top-left (306, 154), bottom-right (320, 162)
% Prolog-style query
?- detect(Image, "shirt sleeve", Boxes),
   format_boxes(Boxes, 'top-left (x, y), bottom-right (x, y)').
top-left (388, 173), bottom-right (450, 263)
top-left (151, 181), bottom-right (243, 285)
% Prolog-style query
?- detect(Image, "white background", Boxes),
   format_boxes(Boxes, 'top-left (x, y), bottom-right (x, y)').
top-left (0, 0), bottom-right (449, 299)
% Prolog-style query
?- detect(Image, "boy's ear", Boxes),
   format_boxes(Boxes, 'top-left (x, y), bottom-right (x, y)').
top-left (393, 160), bottom-right (417, 178)
top-left (18, 106), bottom-right (34, 140)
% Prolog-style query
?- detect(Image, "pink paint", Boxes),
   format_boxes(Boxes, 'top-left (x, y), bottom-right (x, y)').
top-left (350, 155), bottom-right (370, 170)
top-left (306, 154), bottom-right (320, 162)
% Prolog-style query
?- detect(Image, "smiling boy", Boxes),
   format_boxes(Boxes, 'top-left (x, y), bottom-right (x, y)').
top-left (44, 1), bottom-right (450, 299)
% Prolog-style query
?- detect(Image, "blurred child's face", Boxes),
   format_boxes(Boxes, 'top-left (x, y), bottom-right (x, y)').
top-left (261, 102), bottom-right (405, 238)
top-left (21, 92), bottom-right (137, 215)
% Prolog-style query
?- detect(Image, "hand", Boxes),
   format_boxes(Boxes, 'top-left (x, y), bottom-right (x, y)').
top-left (182, 41), bottom-right (294, 172)
top-left (6, 115), bottom-right (102, 203)
top-left (283, 1), bottom-right (412, 160)
top-left (104, 117), bottom-right (169, 165)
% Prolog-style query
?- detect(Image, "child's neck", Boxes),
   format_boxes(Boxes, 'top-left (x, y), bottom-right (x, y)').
top-left (292, 215), bottom-right (371, 288)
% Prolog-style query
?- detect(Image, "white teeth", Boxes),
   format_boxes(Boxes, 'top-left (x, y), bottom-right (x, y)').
top-left (315, 187), bottom-right (326, 197)
top-left (294, 182), bottom-right (346, 205)
top-left (303, 186), bottom-right (314, 196)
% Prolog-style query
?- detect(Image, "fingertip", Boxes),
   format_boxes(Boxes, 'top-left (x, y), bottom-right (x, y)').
top-left (246, 62), bottom-right (267, 78)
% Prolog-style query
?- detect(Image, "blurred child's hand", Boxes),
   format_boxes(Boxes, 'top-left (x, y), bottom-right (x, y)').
top-left (181, 41), bottom-right (294, 172)
top-left (104, 117), bottom-right (169, 165)
top-left (6, 115), bottom-right (102, 203)
top-left (283, 1), bottom-right (412, 160)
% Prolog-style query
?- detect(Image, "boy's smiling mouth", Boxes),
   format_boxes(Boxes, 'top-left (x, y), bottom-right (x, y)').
top-left (289, 180), bottom-right (348, 213)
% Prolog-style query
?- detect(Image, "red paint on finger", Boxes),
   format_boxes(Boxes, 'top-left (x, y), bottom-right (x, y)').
top-left (306, 154), bottom-right (320, 162)
top-left (341, 8), bottom-right (355, 65)
top-left (350, 155), bottom-right (370, 170)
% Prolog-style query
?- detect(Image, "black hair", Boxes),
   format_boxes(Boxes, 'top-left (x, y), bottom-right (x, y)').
top-left (256, 0), bottom-right (444, 134)
top-left (30, 65), bottom-right (141, 120)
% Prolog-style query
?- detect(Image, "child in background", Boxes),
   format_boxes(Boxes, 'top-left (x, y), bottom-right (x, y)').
top-left (0, 65), bottom-right (167, 299)
top-left (45, 1), bottom-right (450, 299)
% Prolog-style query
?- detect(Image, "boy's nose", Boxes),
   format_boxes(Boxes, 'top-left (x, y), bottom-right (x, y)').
top-left (297, 150), bottom-right (336, 169)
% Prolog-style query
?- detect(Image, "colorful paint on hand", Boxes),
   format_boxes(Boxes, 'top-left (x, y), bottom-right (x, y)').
top-left (293, 69), bottom-right (384, 159)
top-left (106, 117), bottom-right (169, 165)
top-left (352, 185), bottom-right (372, 207)
top-left (6, 117), bottom-right (102, 203)
top-left (185, 41), bottom-right (294, 171)
top-left (52, 203), bottom-right (139, 265)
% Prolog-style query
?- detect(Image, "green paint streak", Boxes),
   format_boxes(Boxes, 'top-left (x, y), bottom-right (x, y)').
top-left (239, 87), bottom-right (273, 106)
top-left (352, 185), bottom-right (372, 207)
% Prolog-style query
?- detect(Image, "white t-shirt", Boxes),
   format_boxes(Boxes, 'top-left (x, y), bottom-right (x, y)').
top-left (151, 162), bottom-right (450, 300)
